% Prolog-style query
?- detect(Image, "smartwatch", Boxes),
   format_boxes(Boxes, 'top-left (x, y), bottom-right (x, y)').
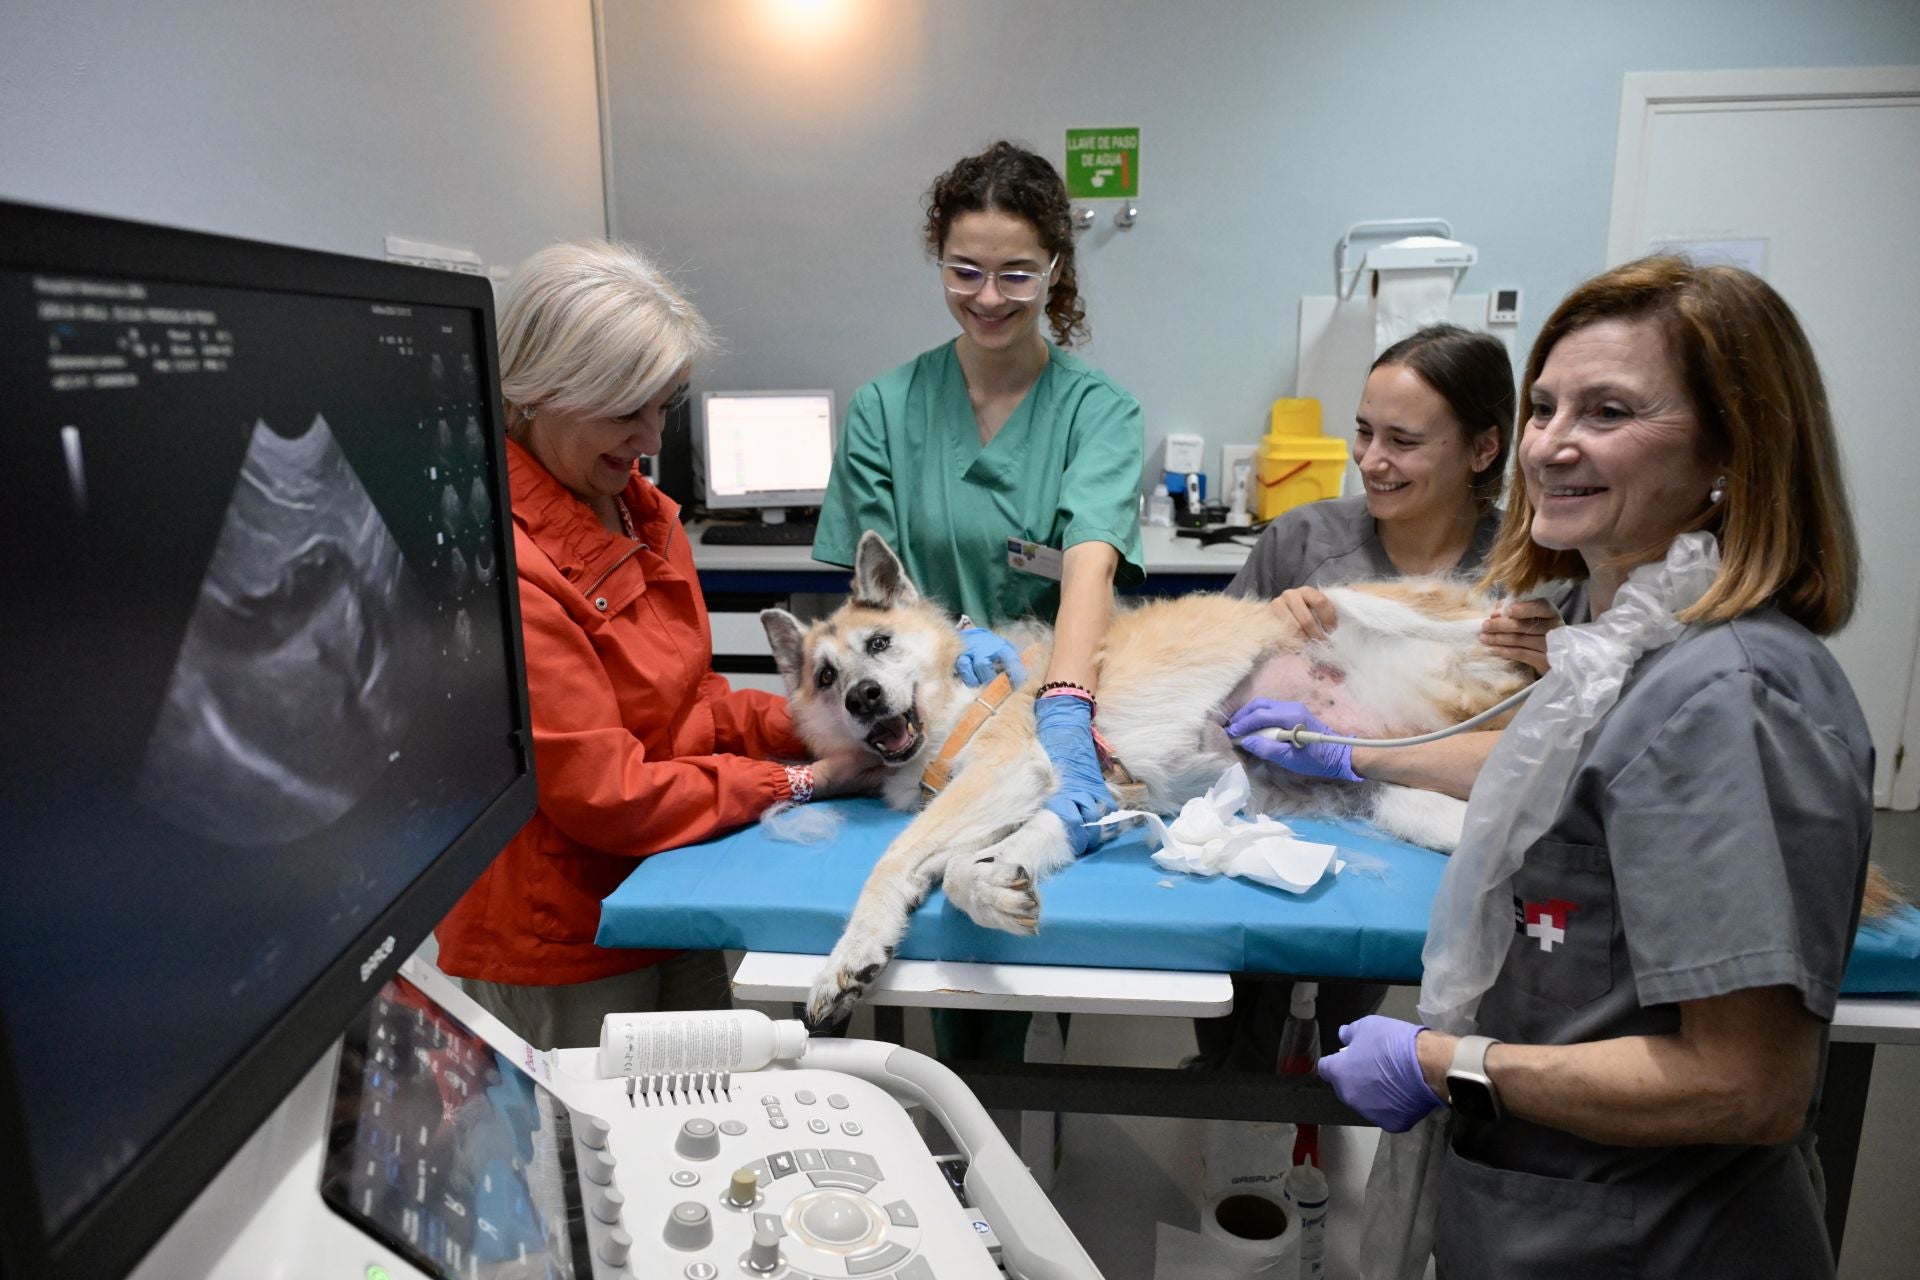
top-left (1445, 1034), bottom-right (1503, 1122)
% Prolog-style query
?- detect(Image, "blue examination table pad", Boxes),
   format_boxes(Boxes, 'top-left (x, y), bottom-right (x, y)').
top-left (597, 798), bottom-right (1920, 994)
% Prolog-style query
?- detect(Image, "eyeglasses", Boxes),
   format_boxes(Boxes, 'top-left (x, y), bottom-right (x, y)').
top-left (936, 255), bottom-right (1058, 302)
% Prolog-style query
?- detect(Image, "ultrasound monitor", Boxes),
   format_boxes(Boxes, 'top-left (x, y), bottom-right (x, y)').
top-left (0, 200), bottom-right (536, 1280)
top-left (698, 388), bottom-right (835, 522)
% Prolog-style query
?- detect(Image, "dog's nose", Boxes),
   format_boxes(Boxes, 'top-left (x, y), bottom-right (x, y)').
top-left (845, 679), bottom-right (886, 719)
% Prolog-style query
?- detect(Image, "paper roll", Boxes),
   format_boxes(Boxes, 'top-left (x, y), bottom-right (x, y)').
top-left (1200, 1119), bottom-right (1297, 1200)
top-left (1153, 1190), bottom-right (1299, 1280)
top-left (1372, 267), bottom-right (1455, 355)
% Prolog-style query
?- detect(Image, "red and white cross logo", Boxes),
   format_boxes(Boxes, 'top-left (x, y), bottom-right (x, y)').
top-left (1523, 899), bottom-right (1579, 953)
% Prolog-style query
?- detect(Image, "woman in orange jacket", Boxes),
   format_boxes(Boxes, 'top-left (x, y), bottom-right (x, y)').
top-left (435, 241), bottom-right (877, 1047)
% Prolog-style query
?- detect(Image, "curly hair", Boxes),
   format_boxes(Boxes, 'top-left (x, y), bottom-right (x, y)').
top-left (923, 141), bottom-right (1088, 347)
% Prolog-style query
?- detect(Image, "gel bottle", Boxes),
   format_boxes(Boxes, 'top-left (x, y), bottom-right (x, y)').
top-left (596, 1008), bottom-right (808, 1077)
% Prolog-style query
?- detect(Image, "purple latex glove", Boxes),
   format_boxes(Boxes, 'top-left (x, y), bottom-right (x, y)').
top-left (1314, 1015), bottom-right (1445, 1133)
top-left (1226, 699), bottom-right (1363, 783)
top-left (954, 627), bottom-right (1026, 688)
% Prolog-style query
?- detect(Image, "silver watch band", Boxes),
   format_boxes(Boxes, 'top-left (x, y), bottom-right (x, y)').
top-left (1449, 1033), bottom-right (1498, 1080)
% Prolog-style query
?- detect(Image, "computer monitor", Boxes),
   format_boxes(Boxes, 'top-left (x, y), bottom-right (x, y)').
top-left (0, 200), bottom-right (537, 1280)
top-left (698, 388), bottom-right (836, 519)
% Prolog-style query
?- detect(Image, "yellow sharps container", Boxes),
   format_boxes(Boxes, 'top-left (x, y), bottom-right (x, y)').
top-left (1256, 398), bottom-right (1348, 522)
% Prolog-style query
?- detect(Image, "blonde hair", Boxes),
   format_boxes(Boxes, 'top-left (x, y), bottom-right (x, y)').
top-left (496, 240), bottom-right (716, 437)
top-left (1483, 256), bottom-right (1859, 635)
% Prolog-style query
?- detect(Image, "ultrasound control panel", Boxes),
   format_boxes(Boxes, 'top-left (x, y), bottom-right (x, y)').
top-left (322, 976), bottom-right (1000, 1280)
top-left (547, 1056), bottom-right (1000, 1280)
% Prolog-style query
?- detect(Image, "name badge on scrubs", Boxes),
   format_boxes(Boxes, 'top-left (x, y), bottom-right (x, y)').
top-left (1006, 537), bottom-right (1064, 581)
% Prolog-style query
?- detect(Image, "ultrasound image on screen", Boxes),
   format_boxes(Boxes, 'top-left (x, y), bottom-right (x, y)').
top-left (137, 414), bottom-right (431, 844)
top-left (0, 268), bottom-right (524, 1231)
top-left (322, 977), bottom-right (584, 1280)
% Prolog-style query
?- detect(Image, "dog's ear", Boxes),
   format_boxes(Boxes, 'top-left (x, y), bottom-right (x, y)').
top-left (760, 608), bottom-right (809, 693)
top-left (853, 531), bottom-right (919, 609)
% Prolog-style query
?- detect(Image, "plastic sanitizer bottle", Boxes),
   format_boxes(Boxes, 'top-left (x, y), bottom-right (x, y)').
top-left (1276, 981), bottom-right (1328, 1276)
top-left (1285, 1154), bottom-right (1329, 1279)
top-left (596, 1008), bottom-right (808, 1078)
top-left (1146, 482), bottom-right (1175, 527)
top-left (1276, 981), bottom-right (1321, 1076)
top-left (1277, 981), bottom-right (1323, 1167)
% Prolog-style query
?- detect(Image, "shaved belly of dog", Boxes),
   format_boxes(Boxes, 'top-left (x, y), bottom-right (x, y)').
top-left (1219, 652), bottom-right (1403, 742)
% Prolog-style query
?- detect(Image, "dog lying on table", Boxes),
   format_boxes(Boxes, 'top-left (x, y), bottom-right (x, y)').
top-left (759, 532), bottom-right (1538, 1028)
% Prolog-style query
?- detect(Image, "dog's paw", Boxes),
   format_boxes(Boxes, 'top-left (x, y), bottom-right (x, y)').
top-left (806, 937), bottom-right (893, 1031)
top-left (945, 848), bottom-right (1041, 935)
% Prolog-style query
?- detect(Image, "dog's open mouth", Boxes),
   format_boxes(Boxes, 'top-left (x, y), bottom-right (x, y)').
top-left (864, 708), bottom-right (924, 764)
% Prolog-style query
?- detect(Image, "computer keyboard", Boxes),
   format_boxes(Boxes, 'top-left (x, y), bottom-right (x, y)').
top-left (700, 521), bottom-right (818, 546)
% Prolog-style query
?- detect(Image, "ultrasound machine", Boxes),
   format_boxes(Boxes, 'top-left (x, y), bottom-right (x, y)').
top-left (0, 201), bottom-right (1098, 1280)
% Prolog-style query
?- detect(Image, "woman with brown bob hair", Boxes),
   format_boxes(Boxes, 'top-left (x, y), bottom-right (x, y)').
top-left (1485, 255), bottom-right (1858, 632)
top-left (1314, 257), bottom-right (1876, 1278)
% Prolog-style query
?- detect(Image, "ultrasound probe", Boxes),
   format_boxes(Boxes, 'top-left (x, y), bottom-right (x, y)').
top-left (1259, 680), bottom-right (1538, 751)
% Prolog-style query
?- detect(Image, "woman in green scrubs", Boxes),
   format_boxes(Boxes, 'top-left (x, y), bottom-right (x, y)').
top-left (816, 140), bottom-right (1145, 1058)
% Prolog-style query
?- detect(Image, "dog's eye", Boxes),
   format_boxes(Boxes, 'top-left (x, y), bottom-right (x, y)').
top-left (865, 633), bottom-right (891, 656)
top-left (816, 662), bottom-right (837, 690)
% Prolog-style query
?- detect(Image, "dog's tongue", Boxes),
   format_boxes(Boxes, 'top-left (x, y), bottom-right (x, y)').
top-left (871, 715), bottom-right (913, 753)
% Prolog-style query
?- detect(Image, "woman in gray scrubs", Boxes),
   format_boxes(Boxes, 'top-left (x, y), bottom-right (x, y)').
top-left (1317, 258), bottom-right (1871, 1278)
top-left (1197, 324), bottom-right (1552, 1067)
top-left (1228, 323), bottom-right (1564, 666)
top-left (1227, 325), bottom-right (1586, 796)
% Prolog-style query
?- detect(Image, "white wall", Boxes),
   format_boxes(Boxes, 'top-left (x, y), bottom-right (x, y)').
top-left (600, 0), bottom-right (1920, 468)
top-left (0, 1), bottom-right (605, 270)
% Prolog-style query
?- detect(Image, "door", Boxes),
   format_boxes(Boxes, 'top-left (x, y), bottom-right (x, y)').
top-left (1609, 67), bottom-right (1920, 808)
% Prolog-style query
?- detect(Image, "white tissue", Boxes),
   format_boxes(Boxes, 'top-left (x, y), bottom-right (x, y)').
top-left (1091, 764), bottom-right (1342, 894)
top-left (1372, 265), bottom-right (1455, 355)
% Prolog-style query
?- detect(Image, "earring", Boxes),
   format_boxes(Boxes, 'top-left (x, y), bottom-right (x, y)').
top-left (1709, 474), bottom-right (1728, 504)
top-left (521, 404), bottom-right (537, 422)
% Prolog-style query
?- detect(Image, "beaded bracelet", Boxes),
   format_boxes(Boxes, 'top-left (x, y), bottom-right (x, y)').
top-left (1036, 681), bottom-right (1096, 706)
top-left (784, 763), bottom-right (816, 804)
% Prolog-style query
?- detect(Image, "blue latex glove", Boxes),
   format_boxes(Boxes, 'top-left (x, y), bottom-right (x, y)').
top-left (954, 627), bottom-right (1026, 688)
top-left (1035, 695), bottom-right (1113, 856)
top-left (1225, 698), bottom-right (1363, 783)
top-left (1314, 1015), bottom-right (1445, 1133)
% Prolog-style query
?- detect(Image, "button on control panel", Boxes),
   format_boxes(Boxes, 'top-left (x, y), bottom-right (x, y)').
top-left (592, 1188), bottom-right (626, 1225)
top-left (675, 1117), bottom-right (721, 1161)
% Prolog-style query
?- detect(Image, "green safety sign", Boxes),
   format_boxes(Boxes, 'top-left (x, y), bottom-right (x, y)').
top-left (1064, 128), bottom-right (1139, 199)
